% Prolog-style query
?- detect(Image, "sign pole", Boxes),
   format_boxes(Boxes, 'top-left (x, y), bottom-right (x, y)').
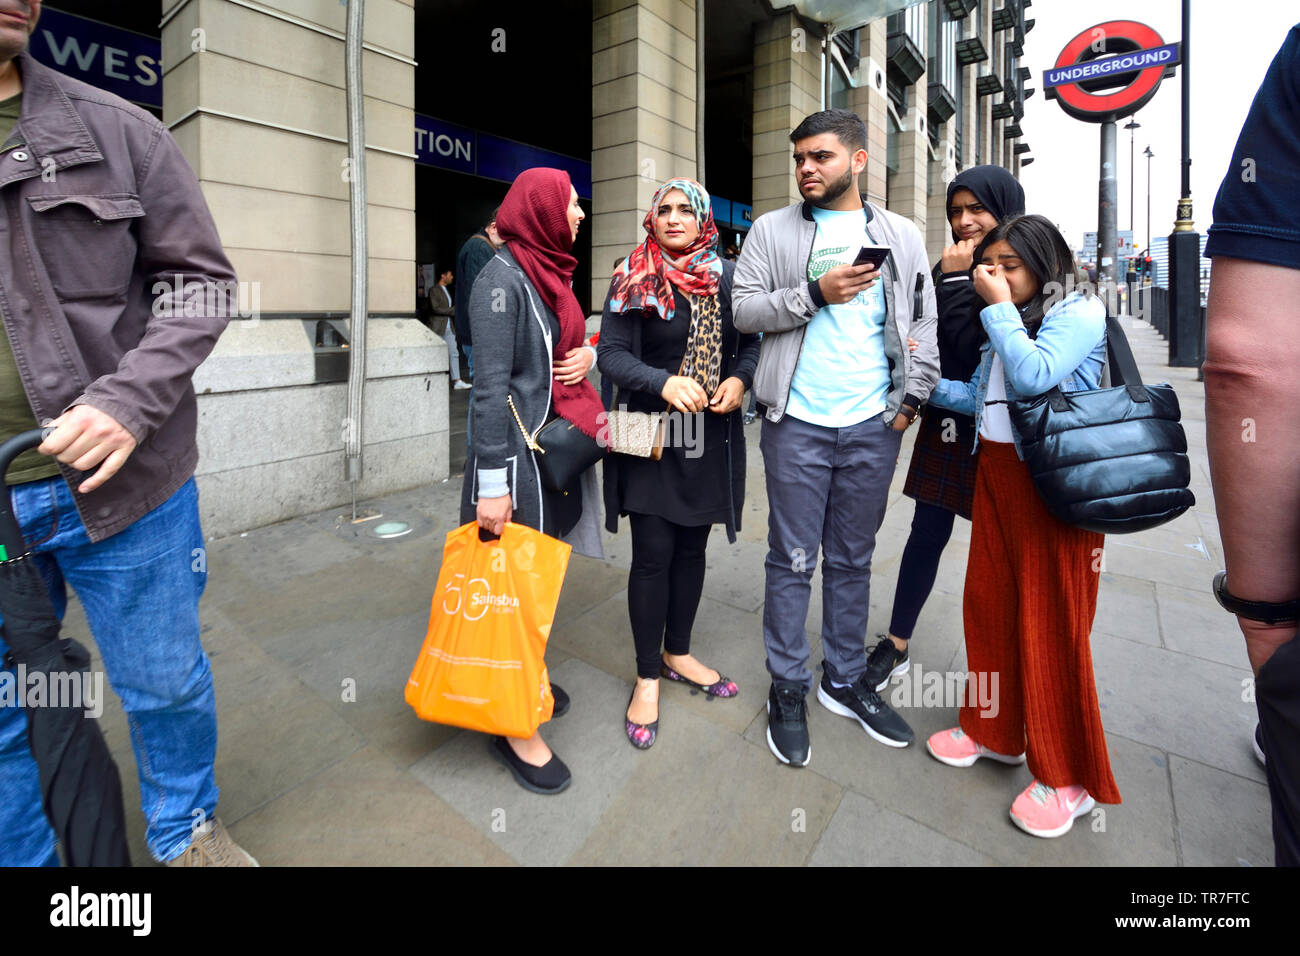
top-left (1098, 120), bottom-right (1118, 293)
top-left (1168, 0), bottom-right (1202, 368)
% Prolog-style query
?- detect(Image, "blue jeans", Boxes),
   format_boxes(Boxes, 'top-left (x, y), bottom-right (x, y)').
top-left (0, 476), bottom-right (216, 865)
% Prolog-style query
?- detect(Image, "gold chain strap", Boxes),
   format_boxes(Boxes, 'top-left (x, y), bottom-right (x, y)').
top-left (506, 395), bottom-right (545, 454)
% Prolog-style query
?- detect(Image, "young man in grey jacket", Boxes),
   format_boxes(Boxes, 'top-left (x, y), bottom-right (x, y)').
top-left (733, 109), bottom-right (940, 767)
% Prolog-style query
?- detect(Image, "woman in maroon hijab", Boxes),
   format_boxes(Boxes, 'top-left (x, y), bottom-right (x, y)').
top-left (459, 167), bottom-right (603, 794)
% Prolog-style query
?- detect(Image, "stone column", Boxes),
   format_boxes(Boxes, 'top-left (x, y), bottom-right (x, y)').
top-left (163, 0), bottom-right (442, 536)
top-left (926, 124), bottom-right (957, 261)
top-left (887, 80), bottom-right (928, 231)
top-left (591, 0), bottom-right (698, 307)
top-left (853, 19), bottom-right (889, 207)
top-left (752, 11), bottom-right (822, 219)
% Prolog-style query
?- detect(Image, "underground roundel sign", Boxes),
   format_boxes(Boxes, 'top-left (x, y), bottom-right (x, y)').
top-left (1043, 21), bottom-right (1180, 123)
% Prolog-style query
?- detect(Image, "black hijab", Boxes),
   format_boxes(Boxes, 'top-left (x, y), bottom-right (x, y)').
top-left (945, 165), bottom-right (1026, 242)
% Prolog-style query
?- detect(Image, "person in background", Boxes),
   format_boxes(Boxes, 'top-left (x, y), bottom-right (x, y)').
top-left (1203, 24), bottom-right (1300, 867)
top-left (429, 268), bottom-right (470, 390)
top-left (460, 167), bottom-right (603, 795)
top-left (454, 208), bottom-right (505, 383)
top-left (924, 214), bottom-right (1119, 838)
top-left (598, 178), bottom-right (759, 750)
top-left (869, 166), bottom-right (1025, 693)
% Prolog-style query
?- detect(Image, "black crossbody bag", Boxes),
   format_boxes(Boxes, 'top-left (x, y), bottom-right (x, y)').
top-left (1006, 312), bottom-right (1195, 534)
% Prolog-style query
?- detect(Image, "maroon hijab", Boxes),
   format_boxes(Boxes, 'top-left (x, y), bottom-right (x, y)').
top-left (496, 168), bottom-right (604, 439)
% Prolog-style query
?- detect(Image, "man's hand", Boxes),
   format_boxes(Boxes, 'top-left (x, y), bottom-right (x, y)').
top-left (817, 264), bottom-right (879, 305)
top-left (973, 263), bottom-right (1013, 304)
top-left (662, 375), bottom-right (709, 414)
top-left (708, 376), bottom-right (745, 414)
top-left (890, 404), bottom-right (918, 432)
top-left (39, 405), bottom-right (138, 494)
top-left (940, 238), bottom-right (978, 274)
top-left (476, 494), bottom-right (512, 537)
top-left (553, 347), bottom-right (595, 385)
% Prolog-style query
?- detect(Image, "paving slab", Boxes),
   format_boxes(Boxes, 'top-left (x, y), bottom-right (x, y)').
top-left (1091, 633), bottom-right (1264, 784)
top-left (808, 790), bottom-right (994, 866)
top-left (228, 745), bottom-right (515, 866)
top-left (1155, 581), bottom-right (1251, 670)
top-left (1169, 755), bottom-right (1274, 867)
top-left (569, 714), bottom-right (843, 866)
top-left (1093, 573), bottom-right (1162, 649)
top-left (407, 658), bottom-right (654, 866)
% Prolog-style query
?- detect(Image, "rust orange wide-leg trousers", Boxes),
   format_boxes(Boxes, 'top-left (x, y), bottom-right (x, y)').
top-left (958, 439), bottom-right (1122, 805)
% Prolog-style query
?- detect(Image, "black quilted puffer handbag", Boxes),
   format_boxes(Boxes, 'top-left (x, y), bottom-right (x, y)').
top-left (1006, 313), bottom-right (1195, 534)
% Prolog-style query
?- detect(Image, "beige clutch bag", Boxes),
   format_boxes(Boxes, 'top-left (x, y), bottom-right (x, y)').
top-left (602, 409), bottom-right (667, 460)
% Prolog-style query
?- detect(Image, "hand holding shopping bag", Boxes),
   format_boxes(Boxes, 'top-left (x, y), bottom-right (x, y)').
top-left (406, 522), bottom-right (571, 738)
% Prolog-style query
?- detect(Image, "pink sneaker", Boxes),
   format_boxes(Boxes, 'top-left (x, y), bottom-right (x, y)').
top-left (925, 727), bottom-right (1026, 767)
top-left (1009, 780), bottom-right (1095, 838)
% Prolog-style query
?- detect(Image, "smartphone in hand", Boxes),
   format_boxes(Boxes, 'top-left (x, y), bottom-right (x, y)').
top-left (852, 245), bottom-right (891, 270)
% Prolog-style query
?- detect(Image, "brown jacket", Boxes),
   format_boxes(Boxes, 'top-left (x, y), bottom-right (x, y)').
top-left (4, 53), bottom-right (236, 541)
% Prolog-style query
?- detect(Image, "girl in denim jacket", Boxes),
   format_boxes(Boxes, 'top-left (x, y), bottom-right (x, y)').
top-left (924, 214), bottom-right (1122, 838)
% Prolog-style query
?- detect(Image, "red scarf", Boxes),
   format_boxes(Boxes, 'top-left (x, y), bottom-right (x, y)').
top-left (496, 168), bottom-right (604, 439)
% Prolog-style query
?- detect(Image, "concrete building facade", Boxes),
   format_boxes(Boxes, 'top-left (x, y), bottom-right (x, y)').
top-left (33, 0), bottom-right (1030, 536)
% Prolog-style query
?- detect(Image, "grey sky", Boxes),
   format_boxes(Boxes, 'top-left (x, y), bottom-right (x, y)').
top-left (1017, 0), bottom-right (1297, 254)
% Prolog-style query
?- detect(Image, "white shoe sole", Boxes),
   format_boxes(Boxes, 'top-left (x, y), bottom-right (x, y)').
top-left (873, 658), bottom-right (910, 692)
top-left (1010, 794), bottom-right (1096, 838)
top-left (765, 699), bottom-right (811, 767)
top-left (925, 737), bottom-right (1027, 768)
top-left (816, 684), bottom-right (911, 749)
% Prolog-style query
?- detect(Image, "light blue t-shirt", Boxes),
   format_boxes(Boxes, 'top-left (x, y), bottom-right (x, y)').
top-left (785, 206), bottom-right (891, 427)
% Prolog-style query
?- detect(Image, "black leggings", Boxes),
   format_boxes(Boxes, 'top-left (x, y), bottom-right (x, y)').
top-left (627, 512), bottom-right (713, 679)
top-left (888, 501), bottom-right (957, 641)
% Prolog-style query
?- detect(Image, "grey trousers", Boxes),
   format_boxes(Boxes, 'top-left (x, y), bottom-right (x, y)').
top-left (760, 413), bottom-right (903, 690)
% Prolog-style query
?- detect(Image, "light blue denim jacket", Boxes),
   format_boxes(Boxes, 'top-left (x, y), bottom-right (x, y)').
top-left (927, 291), bottom-right (1107, 458)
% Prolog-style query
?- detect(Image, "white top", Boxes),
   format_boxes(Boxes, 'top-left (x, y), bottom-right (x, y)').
top-left (980, 353), bottom-right (1015, 443)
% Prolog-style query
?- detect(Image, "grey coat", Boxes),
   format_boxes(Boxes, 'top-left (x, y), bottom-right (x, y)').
top-left (732, 198), bottom-right (940, 423)
top-left (459, 246), bottom-right (603, 558)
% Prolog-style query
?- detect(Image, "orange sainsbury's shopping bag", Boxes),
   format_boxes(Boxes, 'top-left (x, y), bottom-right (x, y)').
top-left (406, 521), bottom-right (571, 738)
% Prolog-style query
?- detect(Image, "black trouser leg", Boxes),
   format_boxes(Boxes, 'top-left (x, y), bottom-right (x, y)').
top-left (887, 501), bottom-right (957, 641)
top-left (1257, 633), bottom-right (1300, 866)
top-left (628, 513), bottom-right (711, 679)
top-left (663, 523), bottom-right (712, 658)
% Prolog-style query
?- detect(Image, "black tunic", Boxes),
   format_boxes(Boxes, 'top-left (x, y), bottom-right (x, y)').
top-left (596, 261), bottom-right (761, 541)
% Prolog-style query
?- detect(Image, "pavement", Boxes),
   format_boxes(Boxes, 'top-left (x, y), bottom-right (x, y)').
top-left (75, 316), bottom-right (1272, 866)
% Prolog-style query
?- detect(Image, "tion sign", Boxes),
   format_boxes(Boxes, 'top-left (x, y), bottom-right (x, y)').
top-left (1044, 20), bottom-right (1180, 123)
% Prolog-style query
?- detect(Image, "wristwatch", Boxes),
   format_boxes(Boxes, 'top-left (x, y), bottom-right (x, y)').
top-left (1212, 571), bottom-right (1299, 625)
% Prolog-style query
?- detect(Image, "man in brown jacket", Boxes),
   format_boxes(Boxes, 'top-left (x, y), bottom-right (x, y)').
top-left (0, 1), bottom-right (255, 866)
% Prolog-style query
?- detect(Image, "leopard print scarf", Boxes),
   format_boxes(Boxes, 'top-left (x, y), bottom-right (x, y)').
top-left (680, 293), bottom-right (723, 395)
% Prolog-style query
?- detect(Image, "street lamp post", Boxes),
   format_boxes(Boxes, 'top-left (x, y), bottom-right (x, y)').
top-left (1124, 119), bottom-right (1141, 235)
top-left (1144, 144), bottom-right (1154, 253)
top-left (1168, 0), bottom-right (1202, 367)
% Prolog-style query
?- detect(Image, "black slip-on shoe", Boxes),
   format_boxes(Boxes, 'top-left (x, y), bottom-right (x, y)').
top-left (551, 682), bottom-right (570, 719)
top-left (863, 637), bottom-right (910, 692)
top-left (766, 681), bottom-right (811, 767)
top-left (817, 671), bottom-right (914, 748)
top-left (489, 736), bottom-right (572, 795)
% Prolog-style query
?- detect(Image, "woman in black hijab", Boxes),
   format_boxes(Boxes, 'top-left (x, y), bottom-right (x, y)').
top-left (865, 166), bottom-right (1026, 696)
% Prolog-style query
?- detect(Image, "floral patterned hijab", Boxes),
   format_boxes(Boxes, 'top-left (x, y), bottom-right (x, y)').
top-left (606, 178), bottom-right (723, 322)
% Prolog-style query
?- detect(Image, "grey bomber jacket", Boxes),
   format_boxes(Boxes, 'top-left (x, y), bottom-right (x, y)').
top-left (732, 197), bottom-right (940, 423)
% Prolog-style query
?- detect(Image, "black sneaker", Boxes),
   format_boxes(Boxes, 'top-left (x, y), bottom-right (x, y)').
top-left (863, 637), bottom-right (910, 692)
top-left (766, 681), bottom-right (811, 767)
top-left (816, 670), bottom-right (914, 748)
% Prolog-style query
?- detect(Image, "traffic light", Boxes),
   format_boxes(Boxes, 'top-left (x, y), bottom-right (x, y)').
top-left (1134, 257), bottom-right (1143, 276)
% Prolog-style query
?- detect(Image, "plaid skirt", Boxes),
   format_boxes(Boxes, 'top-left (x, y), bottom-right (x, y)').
top-left (903, 407), bottom-right (978, 520)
